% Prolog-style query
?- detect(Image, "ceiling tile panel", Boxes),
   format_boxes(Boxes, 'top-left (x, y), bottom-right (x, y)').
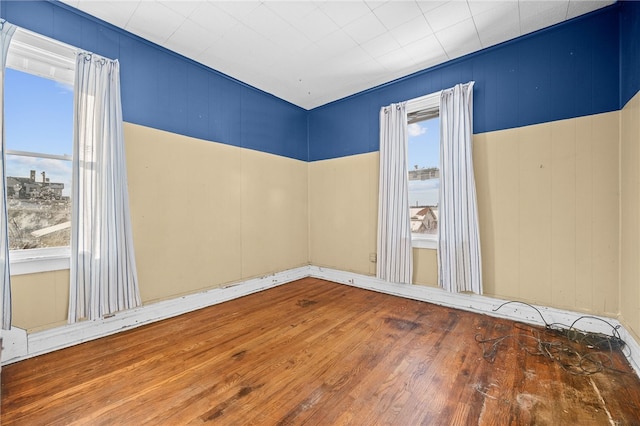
top-left (435, 18), bottom-right (482, 59)
top-left (211, 1), bottom-right (261, 19)
top-left (567, 0), bottom-right (615, 19)
top-left (520, 1), bottom-right (570, 34)
top-left (314, 29), bottom-right (360, 58)
top-left (329, 45), bottom-right (375, 70)
top-left (519, 0), bottom-right (569, 17)
top-left (221, 24), bottom-right (262, 54)
top-left (267, 1), bottom-right (319, 23)
top-left (196, 44), bottom-right (242, 78)
top-left (164, 18), bottom-right (216, 58)
top-left (77, 0), bottom-right (140, 29)
top-left (236, 31), bottom-right (281, 67)
top-left (376, 47), bottom-right (418, 71)
top-left (60, 0), bottom-right (615, 109)
top-left (413, 52), bottom-right (450, 73)
top-left (467, 0), bottom-right (515, 16)
top-left (373, 1), bottom-right (425, 30)
top-left (402, 34), bottom-right (447, 63)
top-left (287, 8), bottom-right (340, 42)
top-left (125, 1), bottom-right (184, 44)
top-left (361, 32), bottom-right (403, 59)
top-left (415, 1), bottom-right (448, 14)
top-left (343, 11), bottom-right (388, 45)
top-left (240, 4), bottom-right (285, 38)
top-left (424, 1), bottom-right (473, 33)
top-left (188, 3), bottom-right (239, 37)
top-left (473, 3), bottom-right (521, 48)
top-left (269, 28), bottom-right (313, 54)
top-left (365, 1), bottom-right (387, 11)
top-left (389, 15), bottom-right (433, 47)
top-left (159, 0), bottom-right (200, 18)
top-left (319, 1), bottom-right (372, 27)
top-left (196, 36), bottom-right (242, 65)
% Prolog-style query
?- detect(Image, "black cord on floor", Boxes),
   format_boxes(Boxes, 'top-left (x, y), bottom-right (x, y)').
top-left (475, 301), bottom-right (629, 376)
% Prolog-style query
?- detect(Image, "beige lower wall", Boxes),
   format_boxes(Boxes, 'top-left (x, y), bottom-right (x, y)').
top-left (413, 248), bottom-right (438, 287)
top-left (308, 152), bottom-right (379, 276)
top-left (239, 147), bottom-right (309, 279)
top-left (621, 90), bottom-right (640, 340)
top-left (11, 270), bottom-right (69, 331)
top-left (309, 112), bottom-right (620, 317)
top-left (10, 108), bottom-right (627, 331)
top-left (125, 123), bottom-right (309, 303)
top-left (307, 151), bottom-right (438, 287)
top-left (126, 123), bottom-right (309, 302)
top-left (10, 123), bottom-right (309, 331)
top-left (475, 111), bottom-right (619, 316)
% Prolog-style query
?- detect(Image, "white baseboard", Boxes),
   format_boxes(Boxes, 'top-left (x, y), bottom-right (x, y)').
top-left (2, 264), bottom-right (639, 379)
top-left (308, 266), bottom-right (640, 378)
top-left (0, 266), bottom-right (309, 365)
top-left (0, 327), bottom-right (27, 361)
top-left (617, 324), bottom-right (640, 377)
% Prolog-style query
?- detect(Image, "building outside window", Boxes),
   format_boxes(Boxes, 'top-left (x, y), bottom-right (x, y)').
top-left (4, 28), bottom-right (75, 273)
top-left (406, 91), bottom-right (440, 249)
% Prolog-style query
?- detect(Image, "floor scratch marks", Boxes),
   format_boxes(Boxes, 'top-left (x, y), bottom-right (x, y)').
top-left (590, 378), bottom-right (617, 426)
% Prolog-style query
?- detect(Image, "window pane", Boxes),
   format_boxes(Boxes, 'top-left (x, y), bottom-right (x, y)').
top-left (6, 156), bottom-right (72, 250)
top-left (5, 67), bottom-right (73, 250)
top-left (4, 68), bottom-right (73, 156)
top-left (408, 117), bottom-right (439, 235)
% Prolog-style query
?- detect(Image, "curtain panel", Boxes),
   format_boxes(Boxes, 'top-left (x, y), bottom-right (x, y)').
top-left (377, 101), bottom-right (413, 284)
top-left (438, 82), bottom-right (483, 294)
top-left (69, 52), bottom-right (141, 323)
top-left (0, 21), bottom-right (16, 330)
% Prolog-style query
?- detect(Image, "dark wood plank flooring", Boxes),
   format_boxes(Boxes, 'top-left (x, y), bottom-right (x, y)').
top-left (2, 278), bottom-right (640, 425)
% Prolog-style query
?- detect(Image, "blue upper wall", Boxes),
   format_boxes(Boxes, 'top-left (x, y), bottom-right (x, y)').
top-left (1, 1), bottom-right (637, 164)
top-left (1, 0), bottom-right (308, 161)
top-left (620, 0), bottom-right (640, 107)
top-left (308, 4), bottom-right (621, 161)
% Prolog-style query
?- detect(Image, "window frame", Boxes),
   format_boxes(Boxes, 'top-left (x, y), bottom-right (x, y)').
top-left (5, 27), bottom-right (76, 275)
top-left (406, 91), bottom-right (441, 250)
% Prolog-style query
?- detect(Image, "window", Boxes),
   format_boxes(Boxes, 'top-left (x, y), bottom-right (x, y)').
top-left (4, 28), bottom-right (76, 274)
top-left (407, 91), bottom-right (440, 249)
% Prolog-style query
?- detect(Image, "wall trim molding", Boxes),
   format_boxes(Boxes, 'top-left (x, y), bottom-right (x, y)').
top-left (308, 266), bottom-right (640, 378)
top-left (2, 265), bottom-right (639, 379)
top-left (1, 266), bottom-right (309, 364)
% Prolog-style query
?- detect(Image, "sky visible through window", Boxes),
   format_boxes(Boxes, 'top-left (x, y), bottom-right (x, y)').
top-left (4, 68), bottom-right (437, 206)
top-left (5, 68), bottom-right (73, 197)
top-left (408, 117), bottom-right (439, 207)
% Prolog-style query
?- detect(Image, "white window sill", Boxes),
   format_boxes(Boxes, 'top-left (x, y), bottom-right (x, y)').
top-left (10, 247), bottom-right (70, 275)
top-left (412, 234), bottom-right (438, 250)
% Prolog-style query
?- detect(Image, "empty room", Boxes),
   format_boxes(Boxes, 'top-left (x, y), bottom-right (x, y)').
top-left (2, 0), bottom-right (640, 424)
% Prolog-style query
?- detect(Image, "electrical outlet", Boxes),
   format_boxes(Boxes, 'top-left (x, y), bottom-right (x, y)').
top-left (369, 253), bottom-right (377, 263)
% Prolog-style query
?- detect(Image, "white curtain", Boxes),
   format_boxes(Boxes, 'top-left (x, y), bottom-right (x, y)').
top-left (438, 82), bottom-right (482, 294)
top-left (0, 21), bottom-right (16, 330)
top-left (377, 101), bottom-right (413, 284)
top-left (69, 52), bottom-right (140, 323)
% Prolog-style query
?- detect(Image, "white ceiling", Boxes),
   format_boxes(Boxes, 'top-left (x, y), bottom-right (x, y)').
top-left (59, 0), bottom-right (615, 109)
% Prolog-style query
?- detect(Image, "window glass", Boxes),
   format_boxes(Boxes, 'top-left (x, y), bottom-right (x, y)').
top-left (5, 68), bottom-right (73, 155)
top-left (4, 68), bottom-right (73, 250)
top-left (408, 116), bottom-right (439, 236)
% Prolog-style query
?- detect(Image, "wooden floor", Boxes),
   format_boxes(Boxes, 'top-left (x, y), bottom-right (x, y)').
top-left (2, 278), bottom-right (640, 425)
